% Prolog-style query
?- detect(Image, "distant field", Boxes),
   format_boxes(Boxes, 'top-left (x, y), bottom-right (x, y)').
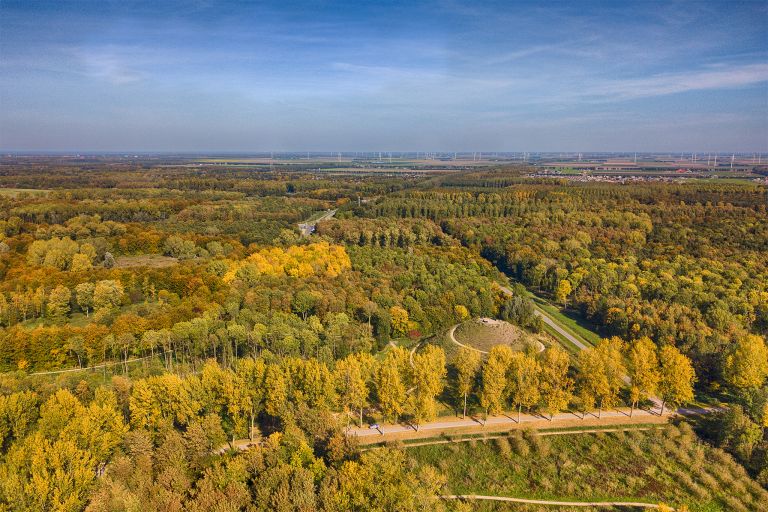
top-left (409, 424), bottom-right (767, 511)
top-left (114, 254), bottom-right (179, 268)
top-left (0, 188), bottom-right (50, 197)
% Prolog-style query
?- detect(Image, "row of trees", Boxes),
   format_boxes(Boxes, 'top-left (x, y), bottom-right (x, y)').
top-left (0, 280), bottom-right (124, 325)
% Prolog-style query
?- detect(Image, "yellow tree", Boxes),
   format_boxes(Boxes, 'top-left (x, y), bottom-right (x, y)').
top-left (723, 334), bottom-right (768, 390)
top-left (336, 353), bottom-right (374, 427)
top-left (264, 364), bottom-right (288, 418)
top-left (577, 338), bottom-right (625, 419)
top-left (390, 306), bottom-right (410, 338)
top-left (453, 305), bottom-right (470, 322)
top-left (506, 352), bottom-right (540, 423)
top-left (47, 285), bottom-right (71, 320)
top-left (658, 345), bottom-right (696, 415)
top-left (410, 345), bottom-right (446, 430)
top-left (235, 357), bottom-right (266, 440)
top-left (454, 347), bottom-right (481, 418)
top-left (627, 337), bottom-right (660, 416)
top-left (539, 344), bottom-right (573, 420)
top-left (70, 253), bottom-right (93, 272)
top-left (375, 352), bottom-right (406, 424)
top-left (555, 279), bottom-right (573, 307)
top-left (479, 345), bottom-right (513, 421)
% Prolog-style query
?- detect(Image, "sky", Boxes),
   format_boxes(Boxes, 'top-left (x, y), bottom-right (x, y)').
top-left (1, 0), bottom-right (767, 152)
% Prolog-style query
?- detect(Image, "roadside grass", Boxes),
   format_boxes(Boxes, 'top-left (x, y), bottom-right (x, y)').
top-left (540, 322), bottom-right (582, 358)
top-left (409, 424), bottom-right (767, 511)
top-left (531, 296), bottom-right (601, 347)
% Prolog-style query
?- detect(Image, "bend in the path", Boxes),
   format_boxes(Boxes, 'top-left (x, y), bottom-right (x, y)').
top-left (447, 324), bottom-right (489, 354)
top-left (441, 495), bottom-right (663, 509)
top-left (447, 322), bottom-right (544, 355)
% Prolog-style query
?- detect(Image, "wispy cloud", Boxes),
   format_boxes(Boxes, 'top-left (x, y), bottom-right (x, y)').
top-left (76, 48), bottom-right (145, 85)
top-left (590, 63), bottom-right (768, 101)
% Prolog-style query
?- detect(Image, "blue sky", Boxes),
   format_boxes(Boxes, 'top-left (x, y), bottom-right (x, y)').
top-left (1, 0), bottom-right (766, 152)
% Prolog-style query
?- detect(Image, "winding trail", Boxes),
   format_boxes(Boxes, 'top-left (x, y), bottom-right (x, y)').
top-left (441, 495), bottom-right (664, 509)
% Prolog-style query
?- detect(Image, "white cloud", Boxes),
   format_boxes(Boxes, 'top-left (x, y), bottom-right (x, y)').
top-left (78, 49), bottom-right (144, 85)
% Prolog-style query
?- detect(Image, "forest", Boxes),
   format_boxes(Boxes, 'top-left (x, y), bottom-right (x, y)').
top-left (0, 159), bottom-right (766, 511)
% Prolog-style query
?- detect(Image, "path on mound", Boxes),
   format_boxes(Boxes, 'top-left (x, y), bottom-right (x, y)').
top-left (447, 322), bottom-right (544, 355)
top-left (441, 495), bottom-right (664, 509)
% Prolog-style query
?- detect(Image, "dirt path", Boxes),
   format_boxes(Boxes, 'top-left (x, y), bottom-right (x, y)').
top-left (364, 426), bottom-right (659, 450)
top-left (441, 495), bottom-right (663, 509)
top-left (29, 352), bottom-right (171, 376)
top-left (348, 402), bottom-right (716, 444)
top-left (350, 405), bottom-right (668, 442)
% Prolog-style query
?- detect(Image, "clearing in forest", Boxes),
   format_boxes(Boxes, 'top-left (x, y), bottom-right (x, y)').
top-left (114, 254), bottom-right (179, 268)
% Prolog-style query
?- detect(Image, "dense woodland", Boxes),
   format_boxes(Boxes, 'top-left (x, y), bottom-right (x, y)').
top-left (0, 160), bottom-right (766, 510)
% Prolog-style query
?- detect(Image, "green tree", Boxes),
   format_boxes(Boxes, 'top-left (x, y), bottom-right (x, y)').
top-left (75, 282), bottom-right (95, 317)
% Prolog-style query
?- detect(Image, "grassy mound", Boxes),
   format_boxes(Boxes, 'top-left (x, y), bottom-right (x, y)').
top-left (452, 318), bottom-right (540, 353)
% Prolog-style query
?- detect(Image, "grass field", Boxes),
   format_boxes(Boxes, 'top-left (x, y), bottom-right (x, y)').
top-left (452, 318), bottom-right (541, 353)
top-left (409, 424), bottom-right (766, 511)
top-left (114, 254), bottom-right (179, 268)
top-left (0, 188), bottom-right (50, 197)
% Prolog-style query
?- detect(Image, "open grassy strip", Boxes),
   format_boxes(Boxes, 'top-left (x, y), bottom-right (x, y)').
top-left (531, 297), bottom-right (601, 347)
top-left (408, 424), bottom-right (768, 512)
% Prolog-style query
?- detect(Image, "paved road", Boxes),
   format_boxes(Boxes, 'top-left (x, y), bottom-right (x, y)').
top-left (298, 209), bottom-right (337, 236)
top-left (348, 404), bottom-right (670, 439)
top-left (441, 495), bottom-right (662, 509)
top-left (499, 283), bottom-right (660, 406)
